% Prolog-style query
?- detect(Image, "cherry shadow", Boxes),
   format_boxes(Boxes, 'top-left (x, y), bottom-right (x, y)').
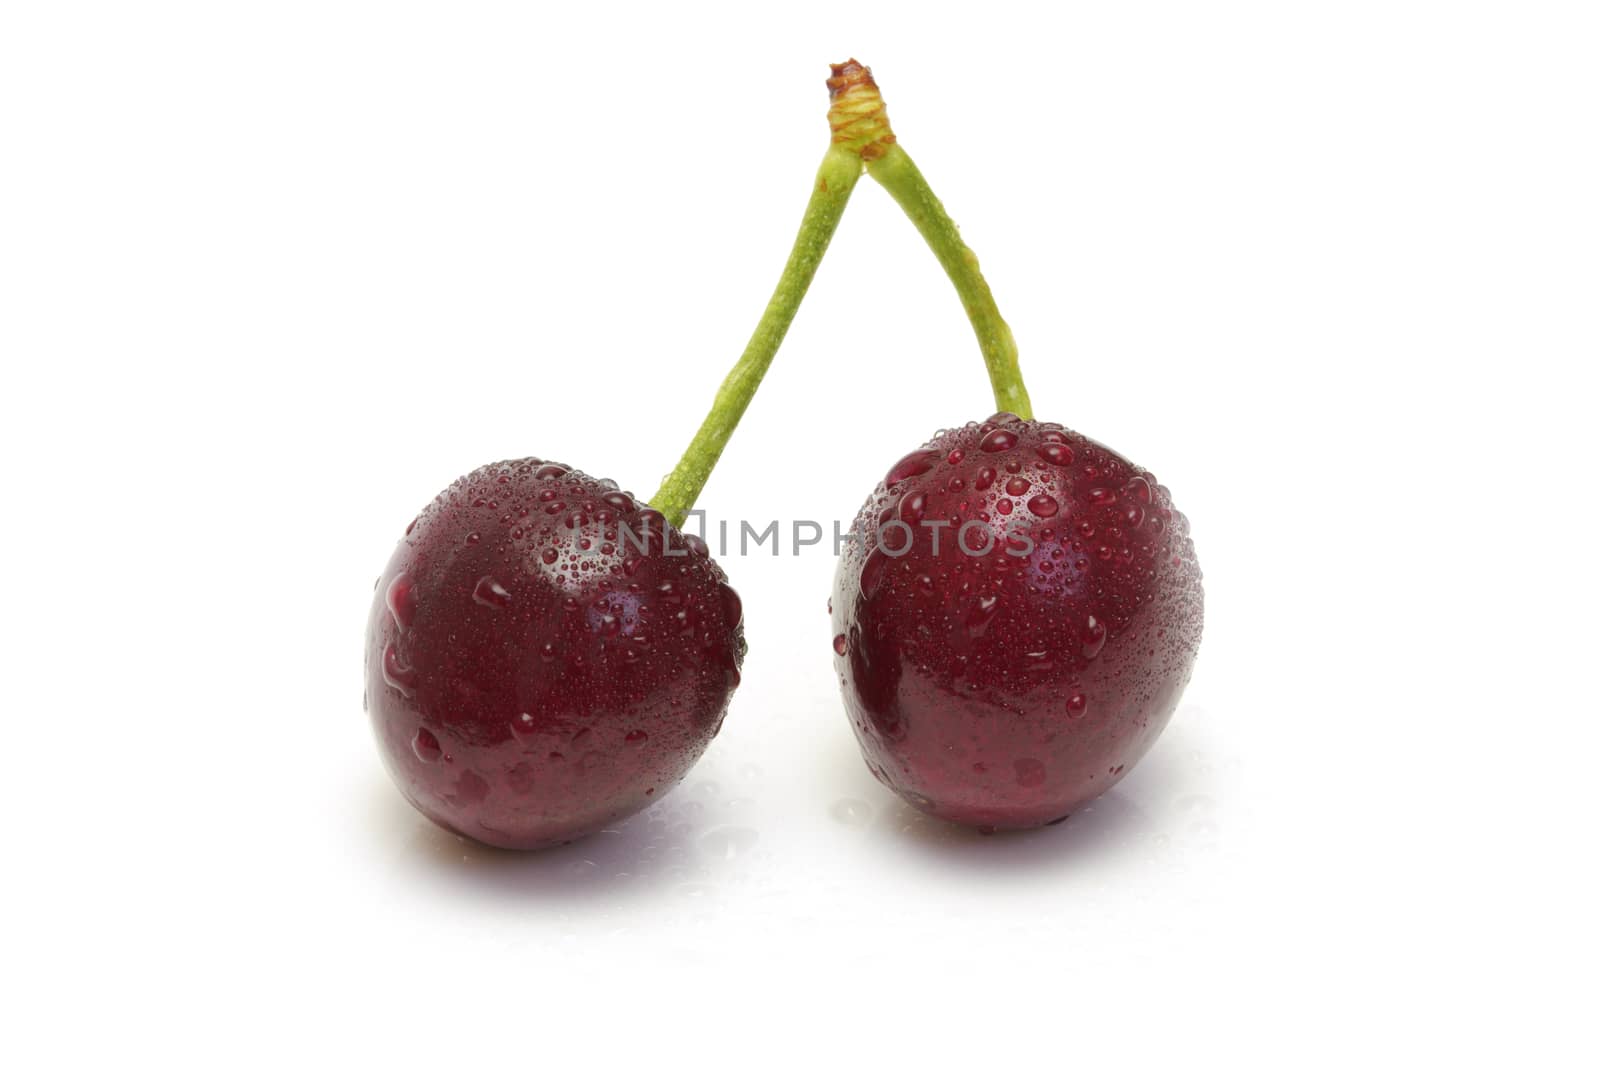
top-left (368, 778), bottom-right (715, 907)
top-left (875, 788), bottom-right (1154, 875)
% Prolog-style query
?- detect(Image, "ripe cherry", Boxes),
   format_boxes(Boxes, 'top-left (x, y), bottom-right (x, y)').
top-left (825, 61), bottom-right (1204, 828)
top-left (363, 67), bottom-right (869, 848)
top-left (832, 415), bottom-right (1203, 828)
top-left (367, 461), bottom-right (745, 849)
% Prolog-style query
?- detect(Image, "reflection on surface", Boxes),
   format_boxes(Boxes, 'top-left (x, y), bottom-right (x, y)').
top-left (377, 771), bottom-right (761, 907)
top-left (366, 704), bottom-right (1223, 911)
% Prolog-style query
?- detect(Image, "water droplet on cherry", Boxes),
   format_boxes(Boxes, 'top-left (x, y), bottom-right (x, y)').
top-left (1038, 443), bottom-right (1073, 466)
top-left (1028, 494), bottom-right (1059, 518)
top-left (979, 428), bottom-right (1018, 452)
top-left (860, 549), bottom-right (891, 598)
top-left (472, 576), bottom-right (512, 609)
top-left (381, 643), bottom-right (416, 697)
top-left (885, 449), bottom-right (940, 487)
top-left (719, 584), bottom-right (743, 628)
top-left (965, 595), bottom-right (1000, 638)
top-left (1082, 615), bottom-right (1107, 658)
top-left (385, 573), bottom-right (417, 631)
top-left (412, 727), bottom-right (441, 762)
top-left (1088, 487), bottom-right (1118, 507)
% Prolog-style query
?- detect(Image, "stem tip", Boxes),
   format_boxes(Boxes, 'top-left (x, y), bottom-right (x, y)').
top-left (827, 59), bottom-right (896, 161)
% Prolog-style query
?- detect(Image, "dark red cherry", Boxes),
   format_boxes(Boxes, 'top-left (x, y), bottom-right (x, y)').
top-left (831, 415), bottom-right (1202, 829)
top-left (365, 459), bottom-right (745, 849)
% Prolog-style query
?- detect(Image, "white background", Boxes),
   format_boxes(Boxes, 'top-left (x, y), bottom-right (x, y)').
top-left (3, 1), bottom-right (1596, 1061)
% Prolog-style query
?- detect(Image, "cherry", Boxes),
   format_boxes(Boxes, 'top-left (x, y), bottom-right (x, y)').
top-left (364, 67), bottom-right (868, 848)
top-left (824, 61), bottom-right (1204, 828)
top-left (832, 415), bottom-right (1202, 828)
top-left (367, 461), bottom-right (744, 848)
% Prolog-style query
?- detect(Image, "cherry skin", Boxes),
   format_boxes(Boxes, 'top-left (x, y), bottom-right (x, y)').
top-left (366, 458), bottom-right (745, 849)
top-left (831, 413), bottom-right (1202, 829)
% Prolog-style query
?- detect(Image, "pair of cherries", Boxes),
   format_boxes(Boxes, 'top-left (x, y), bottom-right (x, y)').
top-left (365, 62), bottom-right (1203, 848)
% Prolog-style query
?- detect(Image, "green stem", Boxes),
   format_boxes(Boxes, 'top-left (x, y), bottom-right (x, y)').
top-left (650, 144), bottom-right (862, 527)
top-left (866, 143), bottom-right (1032, 420)
top-left (823, 58), bottom-right (1031, 419)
